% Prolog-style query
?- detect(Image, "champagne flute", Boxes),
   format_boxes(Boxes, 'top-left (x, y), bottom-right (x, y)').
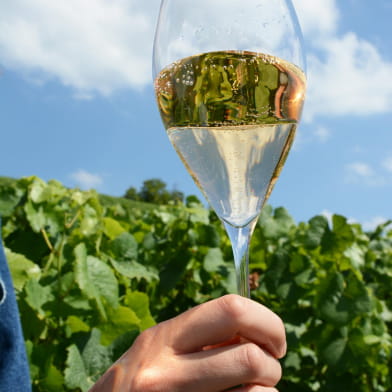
top-left (153, 0), bottom-right (306, 297)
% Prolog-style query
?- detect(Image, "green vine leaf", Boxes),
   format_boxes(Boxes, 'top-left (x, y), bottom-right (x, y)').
top-left (64, 345), bottom-right (93, 392)
top-left (5, 248), bottom-right (41, 291)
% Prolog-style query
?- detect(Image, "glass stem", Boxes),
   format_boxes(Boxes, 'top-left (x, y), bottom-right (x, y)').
top-left (223, 218), bottom-right (258, 298)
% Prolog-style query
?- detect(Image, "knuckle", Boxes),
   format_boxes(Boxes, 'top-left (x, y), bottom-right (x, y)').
top-left (122, 325), bottom-right (179, 392)
top-left (133, 325), bottom-right (159, 349)
top-left (131, 367), bottom-right (163, 392)
top-left (219, 294), bottom-right (248, 320)
top-left (240, 343), bottom-right (265, 376)
top-left (131, 361), bottom-right (184, 392)
top-left (239, 343), bottom-right (282, 386)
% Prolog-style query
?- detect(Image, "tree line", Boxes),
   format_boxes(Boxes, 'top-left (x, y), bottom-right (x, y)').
top-left (123, 178), bottom-right (201, 205)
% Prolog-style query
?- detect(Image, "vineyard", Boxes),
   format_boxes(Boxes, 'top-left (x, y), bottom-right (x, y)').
top-left (0, 176), bottom-right (391, 391)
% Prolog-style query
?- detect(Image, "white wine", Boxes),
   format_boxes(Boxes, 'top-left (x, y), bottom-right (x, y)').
top-left (167, 124), bottom-right (295, 227)
top-left (155, 51), bottom-right (306, 227)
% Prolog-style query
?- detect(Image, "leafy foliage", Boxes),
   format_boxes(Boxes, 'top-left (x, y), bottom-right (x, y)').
top-left (1, 176), bottom-right (391, 391)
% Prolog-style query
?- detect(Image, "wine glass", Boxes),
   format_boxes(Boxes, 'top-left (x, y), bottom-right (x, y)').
top-left (153, 0), bottom-right (306, 297)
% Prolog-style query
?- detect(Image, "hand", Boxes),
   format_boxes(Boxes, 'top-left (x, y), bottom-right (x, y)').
top-left (90, 294), bottom-right (286, 392)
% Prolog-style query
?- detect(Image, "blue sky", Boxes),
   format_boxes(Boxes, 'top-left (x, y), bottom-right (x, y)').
top-left (1, 0), bottom-right (391, 229)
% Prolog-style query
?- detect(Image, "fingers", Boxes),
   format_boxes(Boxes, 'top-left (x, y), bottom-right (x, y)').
top-left (229, 386), bottom-right (279, 392)
top-left (170, 341), bottom-right (282, 392)
top-left (168, 294), bottom-right (286, 358)
top-left (91, 295), bottom-right (285, 392)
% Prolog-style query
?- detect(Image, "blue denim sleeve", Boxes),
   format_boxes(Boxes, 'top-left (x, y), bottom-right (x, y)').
top-left (0, 230), bottom-right (32, 392)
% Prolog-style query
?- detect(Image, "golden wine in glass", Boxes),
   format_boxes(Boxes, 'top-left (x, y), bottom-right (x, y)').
top-left (153, 0), bottom-right (306, 297)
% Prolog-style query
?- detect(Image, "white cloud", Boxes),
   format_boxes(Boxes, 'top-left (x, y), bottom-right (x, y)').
top-left (347, 162), bottom-right (373, 177)
top-left (321, 209), bottom-right (333, 226)
top-left (0, 0), bottom-right (160, 96)
top-left (322, 210), bottom-right (388, 231)
top-left (361, 216), bottom-right (389, 231)
top-left (313, 126), bottom-right (331, 143)
top-left (70, 169), bottom-right (103, 189)
top-left (293, 0), bottom-right (339, 36)
top-left (382, 156), bottom-right (392, 173)
top-left (345, 161), bottom-right (386, 187)
top-left (352, 145), bottom-right (365, 154)
top-left (304, 33), bottom-right (392, 120)
top-left (292, 125), bottom-right (331, 150)
top-left (292, 0), bottom-right (392, 121)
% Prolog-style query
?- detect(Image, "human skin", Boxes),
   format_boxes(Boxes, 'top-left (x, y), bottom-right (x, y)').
top-left (89, 294), bottom-right (286, 392)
